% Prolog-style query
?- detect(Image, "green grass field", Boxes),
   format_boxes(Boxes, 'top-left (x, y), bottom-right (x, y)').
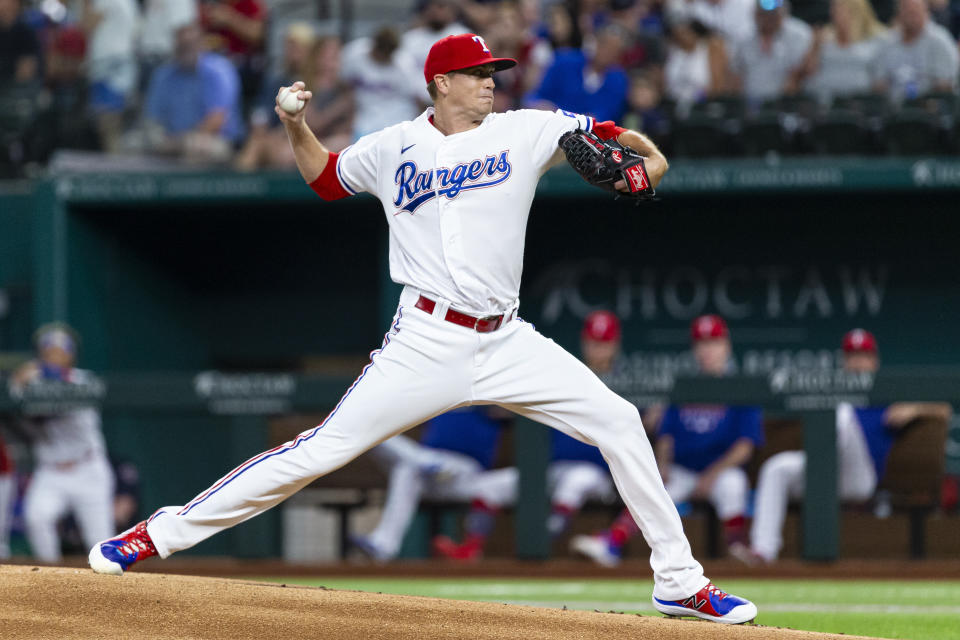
top-left (255, 577), bottom-right (960, 639)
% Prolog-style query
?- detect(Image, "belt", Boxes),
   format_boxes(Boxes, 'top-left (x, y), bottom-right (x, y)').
top-left (415, 295), bottom-right (511, 333)
top-left (49, 449), bottom-right (94, 472)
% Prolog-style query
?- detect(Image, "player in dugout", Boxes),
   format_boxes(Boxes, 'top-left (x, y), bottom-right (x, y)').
top-left (745, 329), bottom-right (953, 564)
top-left (432, 311), bottom-right (627, 561)
top-left (89, 32), bottom-right (757, 624)
top-left (572, 314), bottom-right (763, 566)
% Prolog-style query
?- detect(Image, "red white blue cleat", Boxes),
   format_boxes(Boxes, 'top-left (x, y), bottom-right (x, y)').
top-left (653, 581), bottom-right (757, 624)
top-left (88, 520), bottom-right (158, 575)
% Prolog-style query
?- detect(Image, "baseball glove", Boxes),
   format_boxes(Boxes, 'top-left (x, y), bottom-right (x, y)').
top-left (558, 129), bottom-right (656, 200)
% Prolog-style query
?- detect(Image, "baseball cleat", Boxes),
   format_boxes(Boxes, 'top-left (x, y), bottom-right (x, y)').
top-left (652, 581), bottom-right (757, 624)
top-left (570, 533), bottom-right (622, 568)
top-left (88, 520), bottom-right (158, 575)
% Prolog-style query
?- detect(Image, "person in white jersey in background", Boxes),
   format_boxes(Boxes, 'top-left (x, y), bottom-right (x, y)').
top-left (89, 32), bottom-right (757, 625)
top-left (10, 324), bottom-right (115, 562)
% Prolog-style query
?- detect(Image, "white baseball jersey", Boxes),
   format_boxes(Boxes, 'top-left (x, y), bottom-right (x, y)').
top-left (335, 107), bottom-right (596, 315)
top-left (19, 368), bottom-right (108, 467)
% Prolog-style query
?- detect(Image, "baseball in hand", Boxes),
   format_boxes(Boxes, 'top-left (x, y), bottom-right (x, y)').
top-left (278, 86), bottom-right (305, 114)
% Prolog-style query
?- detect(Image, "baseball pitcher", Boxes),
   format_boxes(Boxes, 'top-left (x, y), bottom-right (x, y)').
top-left (89, 33), bottom-right (756, 624)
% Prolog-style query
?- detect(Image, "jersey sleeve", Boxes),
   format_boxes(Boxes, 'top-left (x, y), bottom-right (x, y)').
top-left (335, 130), bottom-right (384, 195)
top-left (526, 108), bottom-right (596, 172)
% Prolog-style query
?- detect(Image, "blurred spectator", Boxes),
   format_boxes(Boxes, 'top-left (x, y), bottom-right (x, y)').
top-left (481, 0), bottom-right (552, 112)
top-left (237, 30), bottom-right (353, 170)
top-left (199, 0), bottom-right (267, 101)
top-left (663, 18), bottom-right (729, 106)
top-left (10, 323), bottom-right (115, 564)
top-left (0, 0), bottom-right (41, 84)
top-left (140, 0), bottom-right (198, 86)
top-left (572, 314), bottom-right (763, 566)
top-left (342, 27), bottom-right (422, 140)
top-left (728, 0), bottom-right (813, 104)
top-left (401, 0), bottom-right (469, 73)
top-left (664, 0), bottom-right (756, 46)
top-left (541, 1), bottom-right (583, 50)
top-left (747, 329), bottom-right (953, 564)
top-left (804, 0), bottom-right (887, 104)
top-left (874, 0), bottom-right (959, 100)
top-left (622, 70), bottom-right (670, 137)
top-left (526, 24), bottom-right (630, 122)
top-left (140, 22), bottom-right (243, 163)
top-left (607, 0), bottom-right (667, 71)
top-left (0, 433), bottom-right (13, 559)
top-left (80, 0), bottom-right (141, 152)
top-left (200, 0), bottom-right (266, 61)
top-left (27, 26), bottom-right (100, 162)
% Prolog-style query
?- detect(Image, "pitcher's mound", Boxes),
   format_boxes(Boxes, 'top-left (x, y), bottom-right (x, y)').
top-left (2, 565), bottom-right (874, 640)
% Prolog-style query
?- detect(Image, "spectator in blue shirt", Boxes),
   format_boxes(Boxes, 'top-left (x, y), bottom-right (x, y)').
top-left (525, 24), bottom-right (630, 122)
top-left (144, 22), bottom-right (244, 163)
top-left (571, 314), bottom-right (764, 567)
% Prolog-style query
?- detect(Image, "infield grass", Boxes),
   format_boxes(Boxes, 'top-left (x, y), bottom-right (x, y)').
top-left (253, 577), bottom-right (960, 640)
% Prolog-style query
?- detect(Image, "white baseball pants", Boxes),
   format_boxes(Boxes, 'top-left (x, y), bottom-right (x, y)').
top-left (664, 464), bottom-right (749, 521)
top-left (146, 286), bottom-right (707, 599)
top-left (460, 461), bottom-right (616, 512)
top-left (750, 403), bottom-right (877, 561)
top-left (364, 435), bottom-right (498, 559)
top-left (25, 453), bottom-right (115, 562)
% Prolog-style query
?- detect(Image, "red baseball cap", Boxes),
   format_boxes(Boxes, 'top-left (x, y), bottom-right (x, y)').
top-left (582, 311), bottom-right (622, 342)
top-left (842, 328), bottom-right (878, 353)
top-left (690, 314), bottom-right (729, 342)
top-left (423, 33), bottom-right (517, 85)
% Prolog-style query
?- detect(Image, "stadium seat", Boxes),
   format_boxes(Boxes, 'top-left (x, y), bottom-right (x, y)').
top-left (883, 108), bottom-right (948, 155)
top-left (688, 94), bottom-right (746, 120)
top-left (671, 115), bottom-right (737, 158)
top-left (741, 112), bottom-right (793, 155)
top-left (809, 110), bottom-right (872, 155)
top-left (832, 92), bottom-right (892, 121)
top-left (903, 91), bottom-right (958, 118)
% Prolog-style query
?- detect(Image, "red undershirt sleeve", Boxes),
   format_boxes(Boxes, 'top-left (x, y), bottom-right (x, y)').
top-left (592, 120), bottom-right (627, 141)
top-left (308, 152), bottom-right (351, 200)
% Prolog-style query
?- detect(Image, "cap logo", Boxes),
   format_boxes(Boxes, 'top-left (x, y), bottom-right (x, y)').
top-left (472, 35), bottom-right (490, 53)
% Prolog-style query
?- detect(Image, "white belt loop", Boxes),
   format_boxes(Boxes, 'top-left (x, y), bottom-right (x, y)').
top-left (434, 297), bottom-right (451, 319)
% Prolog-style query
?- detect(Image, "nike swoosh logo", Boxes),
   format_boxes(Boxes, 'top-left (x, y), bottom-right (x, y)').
top-left (401, 144), bottom-right (416, 154)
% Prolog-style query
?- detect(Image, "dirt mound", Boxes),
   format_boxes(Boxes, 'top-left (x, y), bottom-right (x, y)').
top-left (1, 565), bottom-right (876, 640)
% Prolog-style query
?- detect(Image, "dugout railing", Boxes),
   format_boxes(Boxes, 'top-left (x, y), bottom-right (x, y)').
top-left (0, 367), bottom-right (956, 561)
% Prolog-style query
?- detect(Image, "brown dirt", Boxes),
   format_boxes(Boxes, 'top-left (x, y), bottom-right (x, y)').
top-left (1, 564), bottom-right (881, 640)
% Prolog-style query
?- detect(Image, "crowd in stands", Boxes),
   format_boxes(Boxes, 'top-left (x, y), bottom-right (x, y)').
top-left (3, 0), bottom-right (960, 176)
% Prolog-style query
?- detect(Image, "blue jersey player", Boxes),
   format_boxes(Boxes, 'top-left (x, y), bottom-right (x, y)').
top-left (572, 315), bottom-right (763, 566)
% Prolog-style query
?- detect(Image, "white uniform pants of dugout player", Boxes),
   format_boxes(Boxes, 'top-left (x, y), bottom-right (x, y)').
top-left (750, 402), bottom-right (877, 562)
top-left (145, 286), bottom-right (708, 600)
top-left (363, 435), bottom-right (505, 560)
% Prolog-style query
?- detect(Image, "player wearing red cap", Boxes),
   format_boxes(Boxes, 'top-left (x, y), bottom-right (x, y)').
top-left (571, 314), bottom-right (763, 566)
top-left (90, 33), bottom-right (757, 624)
top-left (747, 329), bottom-right (952, 563)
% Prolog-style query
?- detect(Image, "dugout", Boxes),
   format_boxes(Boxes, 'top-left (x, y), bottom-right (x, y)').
top-left (2, 156), bottom-right (960, 559)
